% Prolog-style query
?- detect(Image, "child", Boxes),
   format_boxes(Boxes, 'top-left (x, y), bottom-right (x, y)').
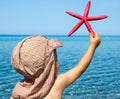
top-left (10, 32), bottom-right (100, 99)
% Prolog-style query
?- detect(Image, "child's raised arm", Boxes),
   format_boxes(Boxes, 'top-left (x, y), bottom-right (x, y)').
top-left (56, 32), bottom-right (100, 90)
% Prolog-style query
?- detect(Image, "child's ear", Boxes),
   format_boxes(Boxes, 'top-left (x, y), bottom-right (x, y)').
top-left (48, 39), bottom-right (62, 50)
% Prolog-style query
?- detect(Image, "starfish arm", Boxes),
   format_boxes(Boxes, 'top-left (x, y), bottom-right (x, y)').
top-left (87, 15), bottom-right (108, 21)
top-left (66, 11), bottom-right (83, 20)
top-left (84, 0), bottom-right (91, 17)
top-left (84, 20), bottom-right (95, 37)
top-left (68, 20), bottom-right (84, 36)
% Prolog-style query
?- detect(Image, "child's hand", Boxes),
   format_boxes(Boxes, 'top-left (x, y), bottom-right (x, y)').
top-left (90, 32), bottom-right (101, 48)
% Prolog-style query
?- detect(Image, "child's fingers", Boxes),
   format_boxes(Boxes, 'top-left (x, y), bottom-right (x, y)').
top-left (89, 32), bottom-right (95, 38)
top-left (91, 32), bottom-right (99, 38)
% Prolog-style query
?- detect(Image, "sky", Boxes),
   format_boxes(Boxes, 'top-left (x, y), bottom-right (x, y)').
top-left (0, 0), bottom-right (120, 35)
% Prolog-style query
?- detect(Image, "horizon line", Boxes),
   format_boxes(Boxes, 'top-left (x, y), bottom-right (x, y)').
top-left (0, 34), bottom-right (120, 37)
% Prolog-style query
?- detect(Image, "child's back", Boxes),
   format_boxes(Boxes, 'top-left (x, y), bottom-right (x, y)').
top-left (11, 33), bottom-right (100, 99)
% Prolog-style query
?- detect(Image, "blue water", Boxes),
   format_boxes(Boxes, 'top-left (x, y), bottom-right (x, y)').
top-left (0, 35), bottom-right (120, 99)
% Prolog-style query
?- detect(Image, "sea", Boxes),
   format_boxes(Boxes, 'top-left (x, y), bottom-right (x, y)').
top-left (0, 34), bottom-right (120, 99)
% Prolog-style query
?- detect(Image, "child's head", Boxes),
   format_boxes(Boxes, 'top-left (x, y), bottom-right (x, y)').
top-left (11, 36), bottom-right (62, 98)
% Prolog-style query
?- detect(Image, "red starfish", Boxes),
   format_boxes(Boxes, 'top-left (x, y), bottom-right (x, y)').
top-left (66, 0), bottom-right (108, 37)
